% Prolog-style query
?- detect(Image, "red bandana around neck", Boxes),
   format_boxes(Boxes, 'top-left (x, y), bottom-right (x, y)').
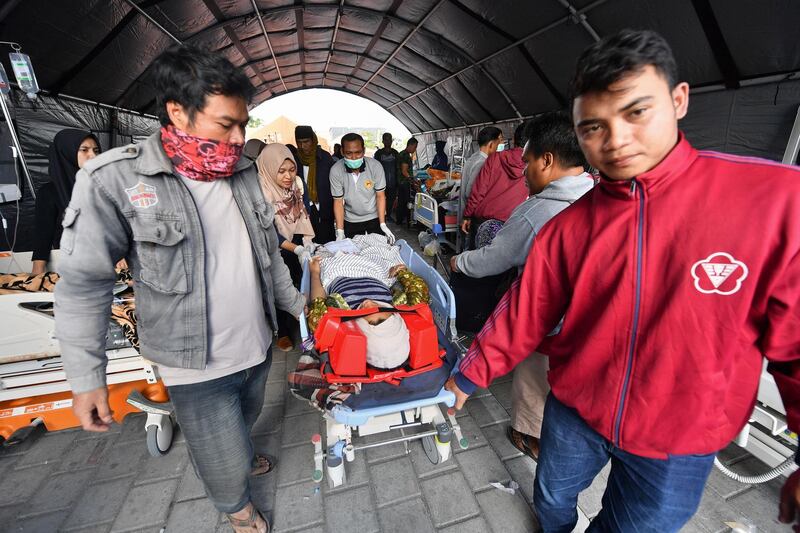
top-left (160, 124), bottom-right (243, 181)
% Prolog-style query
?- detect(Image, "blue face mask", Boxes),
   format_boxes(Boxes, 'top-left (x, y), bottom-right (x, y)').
top-left (496, 143), bottom-right (506, 152)
top-left (344, 157), bottom-right (364, 170)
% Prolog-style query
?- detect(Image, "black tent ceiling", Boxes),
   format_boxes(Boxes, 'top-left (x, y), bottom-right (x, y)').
top-left (1, 0), bottom-right (799, 134)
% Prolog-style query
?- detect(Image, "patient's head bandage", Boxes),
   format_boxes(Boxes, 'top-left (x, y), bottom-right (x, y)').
top-left (355, 313), bottom-right (410, 369)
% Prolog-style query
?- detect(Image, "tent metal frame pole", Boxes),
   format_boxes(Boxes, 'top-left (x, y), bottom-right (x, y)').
top-left (412, 114), bottom-right (538, 136)
top-left (690, 0), bottom-right (741, 89)
top-left (448, 0), bottom-right (566, 106)
top-left (478, 65), bottom-right (523, 119)
top-left (250, 0), bottom-right (287, 93)
top-left (388, 0), bottom-right (608, 110)
top-left (10, 82), bottom-right (158, 119)
top-left (322, 0), bottom-right (345, 87)
top-left (781, 105), bottom-right (800, 165)
top-left (0, 92), bottom-right (36, 200)
top-left (202, 0), bottom-right (273, 95)
top-left (295, 7), bottom-right (306, 88)
top-left (122, 0), bottom-right (182, 44)
top-left (555, 0), bottom-right (601, 42)
top-left (346, 0), bottom-right (402, 90)
top-left (356, 0), bottom-right (446, 95)
top-left (687, 70), bottom-right (800, 94)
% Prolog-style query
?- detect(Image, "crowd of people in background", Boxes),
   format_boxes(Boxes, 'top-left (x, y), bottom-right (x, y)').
top-left (18, 27), bottom-right (800, 533)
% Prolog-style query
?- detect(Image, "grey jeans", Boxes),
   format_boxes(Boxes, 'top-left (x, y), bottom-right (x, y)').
top-left (168, 352), bottom-right (272, 514)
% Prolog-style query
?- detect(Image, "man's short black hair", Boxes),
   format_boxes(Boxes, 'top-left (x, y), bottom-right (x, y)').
top-left (477, 126), bottom-right (502, 147)
top-left (513, 122), bottom-right (528, 148)
top-left (151, 44), bottom-right (256, 126)
top-left (523, 111), bottom-right (587, 169)
top-left (571, 29), bottom-right (678, 99)
top-left (341, 132), bottom-right (365, 148)
top-left (406, 137), bottom-right (418, 147)
top-left (382, 132), bottom-right (392, 141)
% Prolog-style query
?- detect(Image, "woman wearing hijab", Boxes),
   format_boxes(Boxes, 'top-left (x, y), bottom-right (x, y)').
top-left (430, 140), bottom-right (450, 171)
top-left (256, 143), bottom-right (315, 351)
top-left (31, 129), bottom-right (101, 275)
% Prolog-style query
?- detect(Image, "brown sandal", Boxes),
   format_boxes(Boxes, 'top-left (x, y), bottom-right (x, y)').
top-left (507, 426), bottom-right (540, 460)
top-left (227, 504), bottom-right (269, 533)
top-left (251, 454), bottom-right (276, 476)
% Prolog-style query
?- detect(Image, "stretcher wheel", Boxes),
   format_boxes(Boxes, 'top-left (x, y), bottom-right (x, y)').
top-left (422, 435), bottom-right (440, 465)
top-left (146, 417), bottom-right (173, 457)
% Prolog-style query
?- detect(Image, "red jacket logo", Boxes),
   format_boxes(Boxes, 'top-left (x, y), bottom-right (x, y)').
top-left (691, 252), bottom-right (748, 295)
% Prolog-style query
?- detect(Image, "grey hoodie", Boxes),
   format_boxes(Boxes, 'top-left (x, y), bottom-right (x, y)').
top-left (456, 173), bottom-right (594, 278)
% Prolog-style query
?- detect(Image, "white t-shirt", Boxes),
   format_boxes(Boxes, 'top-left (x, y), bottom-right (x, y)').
top-left (158, 176), bottom-right (270, 386)
top-left (302, 164), bottom-right (320, 209)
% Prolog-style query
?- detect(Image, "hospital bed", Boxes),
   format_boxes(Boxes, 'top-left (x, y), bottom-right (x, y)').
top-left (295, 240), bottom-right (469, 488)
top-left (413, 192), bottom-right (458, 253)
top-left (0, 259), bottom-right (175, 456)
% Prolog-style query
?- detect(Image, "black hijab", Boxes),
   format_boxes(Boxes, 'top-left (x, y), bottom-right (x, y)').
top-left (48, 128), bottom-right (100, 211)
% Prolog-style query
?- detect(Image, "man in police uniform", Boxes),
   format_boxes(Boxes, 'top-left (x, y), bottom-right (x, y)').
top-left (330, 132), bottom-right (395, 243)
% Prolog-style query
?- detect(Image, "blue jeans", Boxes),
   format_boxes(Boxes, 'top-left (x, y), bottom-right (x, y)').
top-left (534, 394), bottom-right (715, 533)
top-left (168, 353), bottom-right (272, 514)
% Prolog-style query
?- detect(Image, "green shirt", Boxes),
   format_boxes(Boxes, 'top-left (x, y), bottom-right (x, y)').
top-left (397, 150), bottom-right (414, 185)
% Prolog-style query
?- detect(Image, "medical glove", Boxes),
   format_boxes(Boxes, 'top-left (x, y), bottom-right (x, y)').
top-left (380, 223), bottom-right (396, 244)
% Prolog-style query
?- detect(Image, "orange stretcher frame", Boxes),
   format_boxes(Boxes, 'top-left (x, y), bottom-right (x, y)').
top-left (0, 380), bottom-right (168, 440)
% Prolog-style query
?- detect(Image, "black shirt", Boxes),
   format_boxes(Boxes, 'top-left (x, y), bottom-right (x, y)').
top-left (32, 182), bottom-right (62, 261)
top-left (374, 147), bottom-right (399, 188)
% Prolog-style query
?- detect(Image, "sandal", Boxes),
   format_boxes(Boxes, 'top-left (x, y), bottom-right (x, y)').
top-left (227, 504), bottom-right (269, 533)
top-left (507, 426), bottom-right (540, 460)
top-left (276, 336), bottom-right (294, 352)
top-left (251, 454), bottom-right (276, 476)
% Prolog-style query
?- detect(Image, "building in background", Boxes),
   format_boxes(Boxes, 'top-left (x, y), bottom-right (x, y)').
top-left (248, 116), bottom-right (331, 153)
top-left (329, 127), bottom-right (405, 156)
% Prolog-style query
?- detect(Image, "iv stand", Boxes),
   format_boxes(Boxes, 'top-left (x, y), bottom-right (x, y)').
top-left (0, 40), bottom-right (35, 200)
top-left (0, 90), bottom-right (35, 200)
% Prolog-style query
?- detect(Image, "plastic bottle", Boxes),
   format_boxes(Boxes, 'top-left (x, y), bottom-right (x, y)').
top-left (418, 231), bottom-right (435, 249)
top-left (9, 53), bottom-right (39, 99)
top-left (423, 239), bottom-right (440, 257)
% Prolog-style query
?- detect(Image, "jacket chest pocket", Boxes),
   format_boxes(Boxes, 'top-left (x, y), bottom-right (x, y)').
top-left (130, 218), bottom-right (191, 294)
top-left (254, 206), bottom-right (278, 258)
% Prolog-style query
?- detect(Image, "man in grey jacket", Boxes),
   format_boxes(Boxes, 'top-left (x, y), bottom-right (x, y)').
top-left (450, 111), bottom-right (593, 458)
top-left (55, 46), bottom-right (300, 532)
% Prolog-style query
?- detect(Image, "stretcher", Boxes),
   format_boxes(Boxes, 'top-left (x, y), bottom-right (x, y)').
top-left (0, 289), bottom-right (175, 456)
top-left (295, 240), bottom-right (468, 488)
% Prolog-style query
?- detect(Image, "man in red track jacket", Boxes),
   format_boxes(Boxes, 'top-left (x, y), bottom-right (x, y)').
top-left (446, 29), bottom-right (800, 532)
top-left (461, 123), bottom-right (528, 230)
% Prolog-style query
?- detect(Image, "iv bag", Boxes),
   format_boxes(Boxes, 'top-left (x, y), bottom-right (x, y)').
top-left (0, 63), bottom-right (9, 95)
top-left (9, 53), bottom-right (39, 98)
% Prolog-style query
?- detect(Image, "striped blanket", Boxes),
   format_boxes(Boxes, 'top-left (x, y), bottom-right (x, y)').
top-left (318, 234), bottom-right (404, 289)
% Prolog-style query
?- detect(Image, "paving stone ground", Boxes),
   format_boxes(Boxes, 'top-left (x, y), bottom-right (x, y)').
top-left (0, 222), bottom-right (791, 532)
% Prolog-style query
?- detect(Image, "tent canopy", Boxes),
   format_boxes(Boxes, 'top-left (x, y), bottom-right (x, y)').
top-left (2, 0), bottom-right (799, 134)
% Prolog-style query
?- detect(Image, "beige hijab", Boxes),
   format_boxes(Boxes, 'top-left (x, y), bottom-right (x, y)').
top-left (256, 144), bottom-right (315, 240)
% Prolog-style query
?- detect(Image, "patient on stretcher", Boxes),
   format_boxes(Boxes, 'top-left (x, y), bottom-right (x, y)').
top-left (289, 235), bottom-right (446, 412)
top-left (307, 234), bottom-right (430, 369)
